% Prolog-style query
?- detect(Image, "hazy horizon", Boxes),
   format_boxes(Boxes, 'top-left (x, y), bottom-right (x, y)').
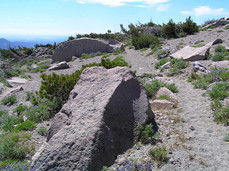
top-left (1, 0), bottom-right (229, 42)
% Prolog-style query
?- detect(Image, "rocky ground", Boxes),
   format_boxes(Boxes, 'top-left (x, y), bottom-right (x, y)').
top-left (0, 26), bottom-right (229, 170)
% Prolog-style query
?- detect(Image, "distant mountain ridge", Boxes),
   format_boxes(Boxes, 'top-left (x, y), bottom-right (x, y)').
top-left (0, 38), bottom-right (36, 49)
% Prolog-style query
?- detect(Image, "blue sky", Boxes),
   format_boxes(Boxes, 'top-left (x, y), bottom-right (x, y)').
top-left (1, 0), bottom-right (229, 41)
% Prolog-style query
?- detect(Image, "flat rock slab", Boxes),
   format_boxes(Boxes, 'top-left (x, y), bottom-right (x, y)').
top-left (31, 66), bottom-right (157, 171)
top-left (48, 61), bottom-right (70, 70)
top-left (170, 45), bottom-right (210, 61)
top-left (7, 77), bottom-right (27, 84)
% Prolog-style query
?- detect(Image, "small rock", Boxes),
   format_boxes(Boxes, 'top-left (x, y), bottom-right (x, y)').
top-left (189, 126), bottom-right (195, 131)
top-left (156, 87), bottom-right (178, 104)
top-left (150, 99), bottom-right (175, 110)
top-left (48, 61), bottom-right (70, 70)
top-left (161, 62), bottom-right (171, 70)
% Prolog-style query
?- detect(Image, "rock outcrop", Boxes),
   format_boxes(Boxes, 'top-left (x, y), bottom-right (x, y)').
top-left (31, 47), bottom-right (53, 58)
top-left (203, 18), bottom-right (229, 29)
top-left (31, 66), bottom-right (157, 171)
top-left (52, 38), bottom-right (124, 63)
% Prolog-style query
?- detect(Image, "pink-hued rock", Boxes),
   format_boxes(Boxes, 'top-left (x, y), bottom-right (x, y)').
top-left (31, 66), bottom-right (157, 171)
top-left (150, 99), bottom-right (175, 110)
top-left (156, 87), bottom-right (178, 104)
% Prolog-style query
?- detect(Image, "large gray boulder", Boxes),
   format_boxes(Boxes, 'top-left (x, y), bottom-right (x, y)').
top-left (52, 38), bottom-right (124, 63)
top-left (31, 66), bottom-right (157, 171)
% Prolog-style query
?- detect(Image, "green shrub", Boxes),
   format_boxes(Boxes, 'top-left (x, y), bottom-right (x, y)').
top-left (215, 45), bottom-right (227, 53)
top-left (101, 56), bottom-right (129, 69)
top-left (26, 98), bottom-right (61, 122)
top-left (37, 126), bottom-right (48, 136)
top-left (0, 110), bottom-right (6, 118)
top-left (0, 132), bottom-right (34, 160)
top-left (113, 49), bottom-right (125, 55)
top-left (208, 83), bottom-right (229, 100)
top-left (194, 40), bottom-right (204, 44)
top-left (193, 77), bottom-right (209, 89)
top-left (14, 105), bottom-right (27, 115)
top-left (149, 147), bottom-right (168, 166)
top-left (3, 69), bottom-right (26, 78)
top-left (163, 19), bottom-right (177, 38)
top-left (212, 54), bottom-right (225, 61)
top-left (155, 58), bottom-right (170, 69)
top-left (190, 73), bottom-right (214, 90)
top-left (0, 114), bottom-right (24, 132)
top-left (213, 106), bottom-right (229, 125)
top-left (14, 121), bottom-right (36, 132)
top-left (155, 58), bottom-right (187, 76)
top-left (135, 124), bottom-right (156, 144)
top-left (219, 70), bottom-right (229, 81)
top-left (131, 34), bottom-right (159, 49)
top-left (1, 96), bottom-right (17, 106)
top-left (182, 16), bottom-right (199, 35)
top-left (224, 134), bottom-right (229, 142)
top-left (211, 99), bottom-right (222, 111)
top-left (145, 80), bottom-right (178, 98)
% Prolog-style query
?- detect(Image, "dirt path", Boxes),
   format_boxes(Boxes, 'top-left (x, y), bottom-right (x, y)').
top-left (160, 78), bottom-right (229, 171)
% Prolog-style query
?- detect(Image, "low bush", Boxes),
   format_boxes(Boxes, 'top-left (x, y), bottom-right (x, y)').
top-left (0, 114), bottom-right (24, 132)
top-left (131, 34), bottom-right (159, 49)
top-left (155, 58), bottom-right (187, 76)
top-left (14, 105), bottom-right (27, 115)
top-left (0, 131), bottom-right (34, 161)
top-left (212, 54), bottom-right (225, 61)
top-left (211, 45), bottom-right (229, 61)
top-left (25, 98), bottom-right (61, 122)
top-left (224, 134), bottom-right (229, 142)
top-left (145, 80), bottom-right (178, 98)
top-left (155, 58), bottom-right (170, 69)
top-left (149, 146), bottom-right (168, 166)
top-left (14, 121), bottom-right (36, 132)
top-left (211, 99), bottom-right (222, 111)
top-left (37, 126), bottom-right (48, 136)
top-left (208, 82), bottom-right (229, 100)
top-left (213, 106), bottom-right (229, 125)
top-left (1, 95), bottom-right (17, 106)
top-left (215, 45), bottom-right (227, 53)
top-left (135, 124), bottom-right (156, 144)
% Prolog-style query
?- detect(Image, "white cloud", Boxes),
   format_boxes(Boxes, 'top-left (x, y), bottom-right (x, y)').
top-left (181, 6), bottom-right (228, 17)
top-left (74, 0), bottom-right (169, 7)
top-left (156, 4), bottom-right (170, 11)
